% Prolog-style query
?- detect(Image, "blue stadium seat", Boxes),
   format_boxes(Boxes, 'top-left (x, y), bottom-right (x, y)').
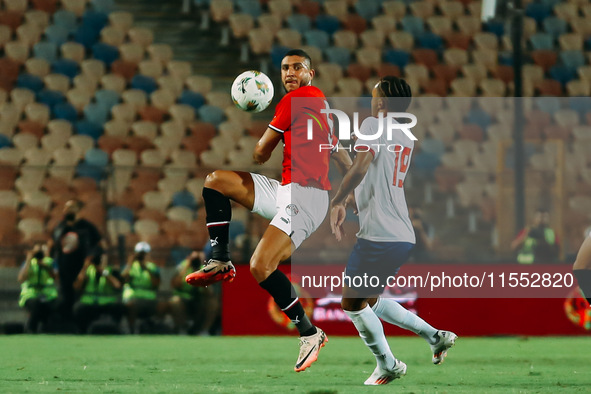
top-left (92, 43), bottom-right (119, 66)
top-left (172, 190), bottom-right (197, 209)
top-left (417, 32), bottom-right (443, 50)
top-left (82, 10), bottom-right (109, 32)
top-left (542, 17), bottom-right (567, 39)
top-left (498, 52), bottom-right (513, 66)
top-left (33, 42), bottom-right (58, 63)
top-left (169, 246), bottom-right (193, 266)
top-left (52, 102), bottom-right (78, 123)
top-left (315, 15), bottom-right (340, 36)
top-left (411, 151), bottom-right (440, 179)
top-left (37, 90), bottom-right (66, 109)
top-left (0, 135), bottom-right (12, 149)
top-left (304, 30), bottom-right (330, 50)
top-left (91, 0), bottom-right (116, 13)
top-left (52, 59), bottom-right (80, 79)
top-left (198, 104), bottom-right (225, 126)
top-left (83, 103), bottom-right (110, 128)
top-left (540, 0), bottom-right (561, 7)
top-left (560, 50), bottom-right (585, 72)
top-left (568, 96), bottom-right (591, 116)
top-left (108, 206), bottom-right (135, 224)
top-left (77, 148), bottom-right (108, 181)
top-left (401, 16), bottom-right (425, 37)
top-left (16, 74), bottom-right (44, 92)
top-left (535, 96), bottom-right (561, 114)
top-left (287, 14), bottom-right (312, 35)
top-left (466, 108), bottom-right (492, 131)
top-left (324, 47), bottom-right (351, 68)
top-left (525, 3), bottom-right (550, 25)
top-left (76, 120), bottom-right (104, 140)
top-left (53, 10), bottom-right (78, 33)
top-left (384, 49), bottom-right (411, 69)
top-left (419, 139), bottom-right (445, 157)
top-left (484, 21), bottom-right (504, 37)
top-left (44, 25), bottom-right (70, 46)
top-left (131, 75), bottom-right (158, 95)
top-left (74, 26), bottom-right (100, 49)
top-left (271, 45), bottom-right (290, 70)
top-left (529, 33), bottom-right (553, 50)
top-left (236, 0), bottom-right (263, 18)
top-left (354, 0), bottom-right (381, 20)
top-left (550, 65), bottom-right (576, 86)
top-left (229, 220), bottom-right (246, 240)
top-left (179, 90), bottom-right (206, 113)
top-left (95, 89), bottom-right (120, 110)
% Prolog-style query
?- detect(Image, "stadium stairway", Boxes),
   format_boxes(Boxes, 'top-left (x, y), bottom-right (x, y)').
top-left (114, 0), bottom-right (261, 91)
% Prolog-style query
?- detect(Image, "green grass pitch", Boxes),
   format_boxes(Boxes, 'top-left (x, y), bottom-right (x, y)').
top-left (1, 336), bottom-right (589, 393)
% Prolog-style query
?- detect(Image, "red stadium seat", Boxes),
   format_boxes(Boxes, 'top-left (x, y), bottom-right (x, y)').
top-left (297, 0), bottom-right (321, 19)
top-left (31, 0), bottom-right (57, 13)
top-left (444, 32), bottom-right (471, 50)
top-left (343, 14), bottom-right (367, 35)
top-left (493, 65), bottom-right (515, 84)
top-left (377, 63), bottom-right (401, 78)
top-left (432, 64), bottom-right (458, 86)
top-left (412, 48), bottom-right (439, 69)
top-left (535, 79), bottom-right (563, 96)
top-left (543, 125), bottom-right (571, 140)
top-left (531, 50), bottom-right (558, 72)
top-left (110, 60), bottom-right (139, 81)
top-left (347, 63), bottom-right (372, 83)
top-left (422, 78), bottom-right (448, 96)
top-left (458, 124), bottom-right (484, 142)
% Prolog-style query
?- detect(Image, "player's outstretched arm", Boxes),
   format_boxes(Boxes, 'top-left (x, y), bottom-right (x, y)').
top-left (330, 151), bottom-right (373, 240)
top-left (253, 127), bottom-right (283, 164)
top-left (331, 144), bottom-right (353, 175)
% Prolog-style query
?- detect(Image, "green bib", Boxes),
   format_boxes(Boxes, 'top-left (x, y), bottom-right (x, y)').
top-left (123, 261), bottom-right (159, 301)
top-left (80, 264), bottom-right (120, 305)
top-left (19, 257), bottom-right (57, 307)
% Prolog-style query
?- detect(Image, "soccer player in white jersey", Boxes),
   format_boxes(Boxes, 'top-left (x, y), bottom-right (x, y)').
top-left (330, 76), bottom-right (457, 385)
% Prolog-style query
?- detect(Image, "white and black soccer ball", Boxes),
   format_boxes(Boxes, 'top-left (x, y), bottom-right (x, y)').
top-left (231, 70), bottom-right (274, 113)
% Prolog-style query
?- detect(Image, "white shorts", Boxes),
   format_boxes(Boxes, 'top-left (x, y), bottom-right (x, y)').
top-left (250, 173), bottom-right (328, 249)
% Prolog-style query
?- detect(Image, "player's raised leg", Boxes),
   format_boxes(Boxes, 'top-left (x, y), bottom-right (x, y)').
top-left (186, 170), bottom-right (256, 287)
top-left (573, 235), bottom-right (591, 306)
top-left (370, 297), bottom-right (457, 364)
top-left (342, 289), bottom-right (406, 385)
top-left (251, 225), bottom-right (327, 372)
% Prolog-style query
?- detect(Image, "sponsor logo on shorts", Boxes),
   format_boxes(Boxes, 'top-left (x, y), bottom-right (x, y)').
top-left (286, 204), bottom-right (299, 216)
top-left (281, 217), bottom-right (290, 224)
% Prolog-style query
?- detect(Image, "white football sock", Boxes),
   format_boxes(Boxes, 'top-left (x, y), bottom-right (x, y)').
top-left (345, 305), bottom-right (396, 370)
top-left (372, 297), bottom-right (438, 344)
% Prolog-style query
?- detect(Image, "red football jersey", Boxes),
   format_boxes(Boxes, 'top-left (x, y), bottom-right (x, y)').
top-left (268, 85), bottom-right (335, 190)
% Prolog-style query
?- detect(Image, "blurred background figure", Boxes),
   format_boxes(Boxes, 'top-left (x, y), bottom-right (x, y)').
top-left (511, 209), bottom-right (559, 264)
top-left (51, 200), bottom-right (103, 326)
top-left (18, 243), bottom-right (58, 333)
top-left (73, 251), bottom-right (125, 334)
top-left (166, 250), bottom-right (220, 335)
top-left (409, 206), bottom-right (433, 262)
top-left (122, 242), bottom-right (161, 333)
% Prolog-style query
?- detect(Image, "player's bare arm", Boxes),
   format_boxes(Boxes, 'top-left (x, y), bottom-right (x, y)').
top-left (330, 144), bottom-right (353, 175)
top-left (253, 127), bottom-right (283, 164)
top-left (330, 150), bottom-right (373, 241)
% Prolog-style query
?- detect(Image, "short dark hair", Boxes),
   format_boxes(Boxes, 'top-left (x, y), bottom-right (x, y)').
top-left (283, 49), bottom-right (312, 68)
top-left (377, 76), bottom-right (412, 112)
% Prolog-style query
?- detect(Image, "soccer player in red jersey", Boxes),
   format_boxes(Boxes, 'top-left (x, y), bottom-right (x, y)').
top-left (186, 49), bottom-right (352, 372)
top-left (574, 231), bottom-right (591, 306)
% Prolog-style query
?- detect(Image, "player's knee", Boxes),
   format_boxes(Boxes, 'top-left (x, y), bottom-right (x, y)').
top-left (250, 258), bottom-right (273, 282)
top-left (341, 297), bottom-right (366, 311)
top-left (204, 170), bottom-right (229, 194)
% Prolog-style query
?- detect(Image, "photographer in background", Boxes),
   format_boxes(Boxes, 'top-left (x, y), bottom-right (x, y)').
top-left (408, 206), bottom-right (433, 262)
top-left (165, 250), bottom-right (220, 335)
top-left (72, 252), bottom-right (125, 334)
top-left (18, 243), bottom-right (58, 333)
top-left (511, 208), bottom-right (559, 264)
top-left (51, 199), bottom-right (103, 323)
top-left (121, 242), bottom-right (161, 333)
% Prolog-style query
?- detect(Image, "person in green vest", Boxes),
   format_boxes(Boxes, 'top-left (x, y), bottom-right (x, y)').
top-left (512, 209), bottom-right (559, 264)
top-left (72, 252), bottom-right (125, 334)
top-left (18, 243), bottom-right (58, 333)
top-left (121, 242), bottom-right (161, 333)
top-left (165, 250), bottom-right (220, 335)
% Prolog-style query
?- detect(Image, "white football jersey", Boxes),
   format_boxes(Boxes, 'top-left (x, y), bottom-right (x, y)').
top-left (353, 115), bottom-right (416, 243)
